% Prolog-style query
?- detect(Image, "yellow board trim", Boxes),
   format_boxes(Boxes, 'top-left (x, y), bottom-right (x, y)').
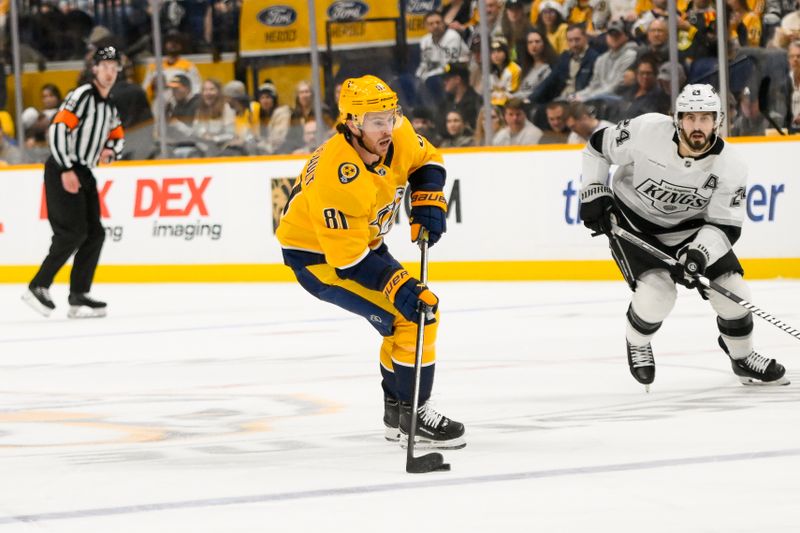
top-left (2, 258), bottom-right (799, 283)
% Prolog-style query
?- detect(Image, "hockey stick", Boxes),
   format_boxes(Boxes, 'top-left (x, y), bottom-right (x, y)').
top-left (611, 224), bottom-right (800, 342)
top-left (406, 231), bottom-right (450, 474)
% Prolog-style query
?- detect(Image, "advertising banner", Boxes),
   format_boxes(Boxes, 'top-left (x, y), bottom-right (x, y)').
top-left (1, 139), bottom-right (798, 281)
top-left (240, 0), bottom-right (440, 57)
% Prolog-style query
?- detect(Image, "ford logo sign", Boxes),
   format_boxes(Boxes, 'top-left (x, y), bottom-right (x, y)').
top-left (406, 0), bottom-right (439, 14)
top-left (326, 0), bottom-right (369, 21)
top-left (257, 5), bottom-right (297, 27)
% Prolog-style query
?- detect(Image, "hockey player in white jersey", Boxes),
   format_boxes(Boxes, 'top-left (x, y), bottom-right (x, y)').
top-left (579, 84), bottom-right (789, 388)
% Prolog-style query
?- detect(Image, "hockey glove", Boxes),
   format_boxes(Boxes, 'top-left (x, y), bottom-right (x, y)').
top-left (673, 247), bottom-right (708, 289)
top-left (383, 268), bottom-right (439, 323)
top-left (409, 190), bottom-right (447, 246)
top-left (579, 184), bottom-right (618, 236)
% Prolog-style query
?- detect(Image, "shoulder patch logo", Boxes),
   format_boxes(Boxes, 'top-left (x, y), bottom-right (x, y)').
top-left (338, 162), bottom-right (360, 184)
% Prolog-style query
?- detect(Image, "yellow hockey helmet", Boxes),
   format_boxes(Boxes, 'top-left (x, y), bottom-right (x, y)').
top-left (338, 75), bottom-right (401, 130)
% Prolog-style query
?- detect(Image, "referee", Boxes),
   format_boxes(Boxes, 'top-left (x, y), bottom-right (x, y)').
top-left (22, 46), bottom-right (125, 318)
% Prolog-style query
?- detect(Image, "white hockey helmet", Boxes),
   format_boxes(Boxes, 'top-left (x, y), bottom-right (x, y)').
top-left (673, 83), bottom-right (724, 134)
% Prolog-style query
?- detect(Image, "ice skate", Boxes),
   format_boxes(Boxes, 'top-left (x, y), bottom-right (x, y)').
top-left (22, 286), bottom-right (55, 317)
top-left (718, 337), bottom-right (790, 386)
top-left (383, 396), bottom-right (400, 441)
top-left (399, 401), bottom-right (466, 450)
top-left (67, 293), bottom-right (107, 318)
top-left (627, 341), bottom-right (655, 392)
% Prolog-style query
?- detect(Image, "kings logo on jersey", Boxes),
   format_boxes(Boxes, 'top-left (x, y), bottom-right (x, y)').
top-left (370, 187), bottom-right (405, 238)
top-left (635, 178), bottom-right (711, 214)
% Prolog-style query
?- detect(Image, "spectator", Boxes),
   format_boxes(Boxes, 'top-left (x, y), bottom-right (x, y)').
top-left (292, 119), bottom-right (323, 154)
top-left (632, 0), bottom-right (668, 39)
top-left (494, 97), bottom-right (544, 144)
top-left (192, 78), bottom-right (235, 146)
top-left (764, 0), bottom-right (796, 43)
top-left (410, 106), bottom-right (443, 146)
top-left (589, 0), bottom-right (613, 33)
top-left (441, 62), bottom-right (483, 132)
top-left (416, 11), bottom-right (471, 106)
top-left (564, 0), bottom-right (598, 35)
top-left (616, 55), bottom-right (671, 118)
top-left (207, 0), bottom-right (241, 54)
top-left (728, 0), bottom-right (762, 46)
top-left (656, 61), bottom-right (687, 99)
top-left (536, 0), bottom-right (570, 54)
top-left (532, 24), bottom-right (600, 103)
top-left (0, 132), bottom-right (23, 165)
top-left (786, 40), bottom-right (800, 132)
top-left (468, 33), bottom-right (486, 93)
top-left (0, 107), bottom-right (14, 138)
top-left (165, 74), bottom-right (200, 132)
top-left (490, 38), bottom-right (522, 105)
top-left (40, 83), bottom-right (62, 122)
top-left (473, 105), bottom-right (506, 145)
top-left (636, 17), bottom-right (669, 64)
top-left (0, 62), bottom-right (6, 110)
top-left (441, 0), bottom-right (474, 39)
top-left (222, 80), bottom-right (258, 152)
top-left (574, 19), bottom-right (638, 101)
top-left (469, 0), bottom-right (506, 43)
top-left (682, 0), bottom-right (717, 61)
top-left (772, 1), bottom-right (800, 47)
top-left (502, 0), bottom-right (533, 62)
top-left (142, 30), bottom-right (202, 100)
top-left (110, 56), bottom-right (155, 160)
top-left (21, 107), bottom-right (51, 163)
top-left (540, 100), bottom-right (572, 143)
top-left (565, 101), bottom-right (615, 143)
top-left (253, 80), bottom-right (292, 155)
top-left (281, 80), bottom-right (315, 153)
top-left (111, 62), bottom-right (153, 131)
top-left (512, 28), bottom-right (557, 101)
top-left (439, 109), bottom-right (475, 147)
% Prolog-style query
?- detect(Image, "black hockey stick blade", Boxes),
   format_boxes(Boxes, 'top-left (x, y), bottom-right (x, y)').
top-left (406, 451), bottom-right (450, 473)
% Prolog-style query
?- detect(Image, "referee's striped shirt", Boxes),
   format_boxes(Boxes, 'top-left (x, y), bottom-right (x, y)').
top-left (48, 83), bottom-right (125, 170)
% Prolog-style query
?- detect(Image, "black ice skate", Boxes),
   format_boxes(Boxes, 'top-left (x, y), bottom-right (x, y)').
top-left (67, 293), bottom-right (107, 319)
top-left (384, 396), bottom-right (400, 442)
top-left (718, 337), bottom-right (790, 386)
top-left (22, 286), bottom-right (55, 317)
top-left (399, 401), bottom-right (466, 450)
top-left (627, 341), bottom-right (655, 392)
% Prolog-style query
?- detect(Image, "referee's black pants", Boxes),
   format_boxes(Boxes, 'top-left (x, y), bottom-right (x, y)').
top-left (30, 157), bottom-right (105, 295)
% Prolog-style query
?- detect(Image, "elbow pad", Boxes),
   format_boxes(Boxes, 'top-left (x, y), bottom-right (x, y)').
top-left (336, 248), bottom-right (401, 291)
top-left (582, 128), bottom-right (611, 185)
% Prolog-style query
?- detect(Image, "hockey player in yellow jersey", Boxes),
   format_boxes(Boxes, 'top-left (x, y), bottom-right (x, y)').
top-left (276, 75), bottom-right (465, 450)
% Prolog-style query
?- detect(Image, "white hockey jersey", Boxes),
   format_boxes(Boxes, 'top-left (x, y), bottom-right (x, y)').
top-left (583, 113), bottom-right (748, 248)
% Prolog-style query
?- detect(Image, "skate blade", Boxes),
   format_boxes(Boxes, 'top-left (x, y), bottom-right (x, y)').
top-left (399, 436), bottom-right (466, 450)
top-left (22, 292), bottom-right (53, 317)
top-left (67, 306), bottom-right (107, 319)
top-left (738, 375), bottom-right (791, 386)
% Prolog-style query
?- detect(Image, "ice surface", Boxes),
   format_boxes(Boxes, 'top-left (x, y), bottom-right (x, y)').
top-left (1, 281), bottom-right (799, 532)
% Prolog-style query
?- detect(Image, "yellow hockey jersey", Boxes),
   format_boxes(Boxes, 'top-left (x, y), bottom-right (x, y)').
top-left (276, 117), bottom-right (444, 269)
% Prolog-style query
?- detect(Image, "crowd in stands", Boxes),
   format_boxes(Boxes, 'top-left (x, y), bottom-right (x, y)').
top-left (401, 0), bottom-right (800, 148)
top-left (0, 0), bottom-right (799, 165)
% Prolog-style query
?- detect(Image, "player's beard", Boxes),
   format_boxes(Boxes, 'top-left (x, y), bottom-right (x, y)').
top-left (682, 129), bottom-right (710, 152)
